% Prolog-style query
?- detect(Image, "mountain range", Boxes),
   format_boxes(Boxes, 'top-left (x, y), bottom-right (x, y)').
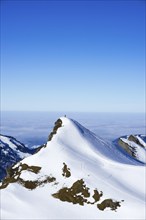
top-left (0, 117), bottom-right (146, 219)
top-left (0, 134), bottom-right (37, 181)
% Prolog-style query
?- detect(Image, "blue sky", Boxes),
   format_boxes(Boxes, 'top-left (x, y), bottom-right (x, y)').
top-left (1, 0), bottom-right (145, 112)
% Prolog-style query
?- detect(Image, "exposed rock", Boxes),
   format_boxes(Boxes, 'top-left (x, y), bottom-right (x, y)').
top-left (34, 144), bottom-right (46, 153)
top-left (52, 178), bottom-right (122, 212)
top-left (97, 199), bottom-right (121, 211)
top-left (0, 162), bottom-right (56, 190)
top-left (48, 119), bottom-right (62, 141)
top-left (52, 179), bottom-right (90, 206)
top-left (118, 139), bottom-right (136, 157)
top-left (92, 189), bottom-right (103, 203)
top-left (19, 176), bottom-right (56, 190)
top-left (0, 163), bottom-right (42, 189)
top-left (128, 135), bottom-right (144, 148)
top-left (62, 163), bottom-right (71, 178)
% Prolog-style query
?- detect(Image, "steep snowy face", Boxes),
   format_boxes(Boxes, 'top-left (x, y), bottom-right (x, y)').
top-left (0, 117), bottom-right (146, 220)
top-left (0, 134), bottom-right (36, 181)
top-left (117, 134), bottom-right (146, 164)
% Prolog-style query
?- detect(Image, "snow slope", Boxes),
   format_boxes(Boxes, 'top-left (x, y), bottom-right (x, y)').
top-left (1, 117), bottom-right (146, 219)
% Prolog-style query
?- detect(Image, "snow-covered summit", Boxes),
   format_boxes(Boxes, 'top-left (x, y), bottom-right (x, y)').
top-left (0, 117), bottom-right (146, 219)
top-left (49, 117), bottom-right (145, 165)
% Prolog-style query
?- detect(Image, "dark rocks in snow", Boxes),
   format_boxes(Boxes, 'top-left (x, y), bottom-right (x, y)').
top-left (92, 189), bottom-right (103, 203)
top-left (52, 179), bottom-right (90, 206)
top-left (48, 119), bottom-right (62, 141)
top-left (0, 162), bottom-right (56, 190)
top-left (97, 199), bottom-right (121, 211)
top-left (128, 135), bottom-right (145, 148)
top-left (62, 162), bottom-right (71, 178)
top-left (118, 138), bottom-right (136, 158)
top-left (114, 134), bottom-right (146, 164)
top-left (52, 177), bottom-right (122, 211)
top-left (0, 134), bottom-right (38, 181)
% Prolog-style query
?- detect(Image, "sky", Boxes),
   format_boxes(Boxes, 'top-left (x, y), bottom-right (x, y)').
top-left (1, 0), bottom-right (145, 112)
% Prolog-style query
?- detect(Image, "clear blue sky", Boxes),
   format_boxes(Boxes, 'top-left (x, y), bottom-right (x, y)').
top-left (1, 0), bottom-right (145, 112)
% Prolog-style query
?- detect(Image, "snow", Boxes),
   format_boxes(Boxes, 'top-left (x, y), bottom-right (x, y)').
top-left (2, 150), bottom-right (8, 155)
top-left (120, 137), bottom-right (146, 163)
top-left (136, 135), bottom-right (146, 148)
top-left (0, 136), bottom-right (17, 150)
top-left (0, 135), bottom-right (30, 158)
top-left (20, 170), bottom-right (41, 181)
top-left (1, 117), bottom-right (146, 219)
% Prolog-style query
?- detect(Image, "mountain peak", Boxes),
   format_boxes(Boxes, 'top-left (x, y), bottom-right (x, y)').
top-left (46, 117), bottom-right (145, 166)
top-left (47, 117), bottom-right (73, 141)
top-left (0, 118), bottom-right (145, 219)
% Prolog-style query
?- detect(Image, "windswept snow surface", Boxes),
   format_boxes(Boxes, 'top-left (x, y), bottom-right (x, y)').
top-left (1, 117), bottom-right (146, 219)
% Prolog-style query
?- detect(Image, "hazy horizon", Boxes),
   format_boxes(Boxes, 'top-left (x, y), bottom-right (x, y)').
top-left (1, 111), bottom-right (145, 148)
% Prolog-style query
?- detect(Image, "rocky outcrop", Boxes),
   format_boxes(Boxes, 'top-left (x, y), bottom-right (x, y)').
top-left (118, 138), bottom-right (136, 158)
top-left (128, 135), bottom-right (145, 148)
top-left (48, 119), bottom-right (62, 141)
top-left (0, 163), bottom-right (56, 190)
top-left (116, 134), bottom-right (146, 164)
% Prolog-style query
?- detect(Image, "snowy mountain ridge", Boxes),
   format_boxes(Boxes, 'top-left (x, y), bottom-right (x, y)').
top-left (0, 134), bottom-right (36, 180)
top-left (0, 117), bottom-right (146, 219)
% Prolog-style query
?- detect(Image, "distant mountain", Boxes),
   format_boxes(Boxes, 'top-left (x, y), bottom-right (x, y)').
top-left (0, 134), bottom-right (37, 181)
top-left (114, 134), bottom-right (146, 164)
top-left (0, 117), bottom-right (145, 219)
